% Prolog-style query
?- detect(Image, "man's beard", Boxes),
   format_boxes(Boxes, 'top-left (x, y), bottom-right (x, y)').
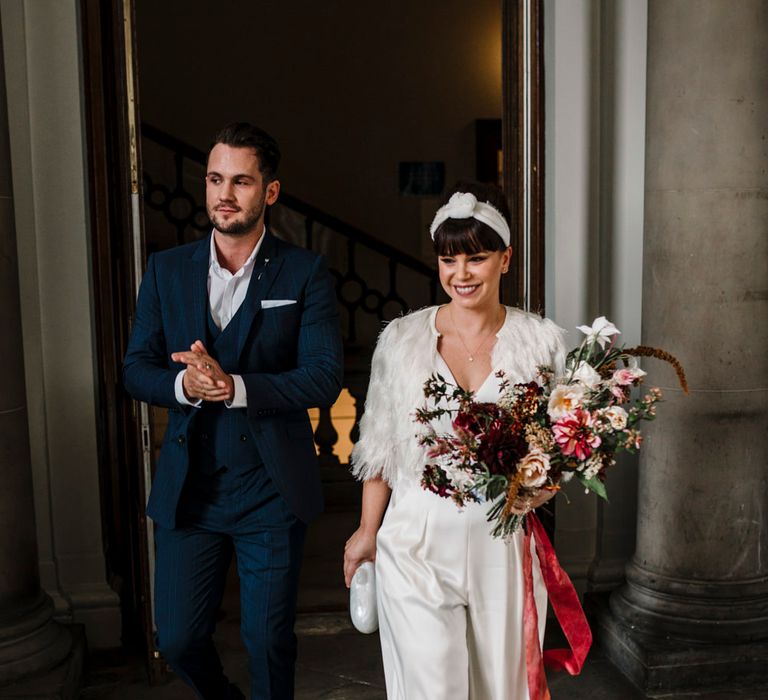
top-left (209, 200), bottom-right (266, 236)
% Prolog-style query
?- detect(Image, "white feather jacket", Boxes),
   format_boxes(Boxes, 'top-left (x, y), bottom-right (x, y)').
top-left (350, 306), bottom-right (567, 487)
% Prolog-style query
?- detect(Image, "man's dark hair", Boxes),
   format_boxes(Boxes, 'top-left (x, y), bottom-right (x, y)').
top-left (210, 122), bottom-right (281, 182)
top-left (432, 181), bottom-right (512, 256)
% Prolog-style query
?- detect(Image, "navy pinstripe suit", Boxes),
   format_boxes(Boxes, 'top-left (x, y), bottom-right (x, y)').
top-left (123, 231), bottom-right (343, 698)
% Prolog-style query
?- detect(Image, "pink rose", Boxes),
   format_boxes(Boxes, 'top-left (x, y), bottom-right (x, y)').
top-left (613, 367), bottom-right (646, 386)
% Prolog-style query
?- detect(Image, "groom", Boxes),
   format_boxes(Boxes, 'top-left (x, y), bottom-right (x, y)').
top-left (123, 122), bottom-right (343, 699)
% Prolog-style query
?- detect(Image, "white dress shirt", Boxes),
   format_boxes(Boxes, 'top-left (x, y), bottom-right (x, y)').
top-left (174, 229), bottom-right (266, 408)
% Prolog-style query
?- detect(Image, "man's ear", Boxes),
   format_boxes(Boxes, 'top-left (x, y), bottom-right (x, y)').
top-left (265, 179), bottom-right (280, 206)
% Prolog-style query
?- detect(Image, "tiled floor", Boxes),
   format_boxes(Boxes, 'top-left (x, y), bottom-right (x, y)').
top-left (79, 508), bottom-right (768, 699)
top-left (81, 611), bottom-right (641, 700)
top-left (82, 612), bottom-right (768, 700)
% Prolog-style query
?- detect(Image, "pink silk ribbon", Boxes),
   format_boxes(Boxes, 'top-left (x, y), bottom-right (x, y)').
top-left (524, 512), bottom-right (593, 700)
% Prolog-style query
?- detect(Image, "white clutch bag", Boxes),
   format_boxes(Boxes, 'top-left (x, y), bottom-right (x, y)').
top-left (349, 561), bottom-right (379, 634)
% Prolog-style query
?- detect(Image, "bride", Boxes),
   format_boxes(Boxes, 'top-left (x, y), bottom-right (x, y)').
top-left (343, 182), bottom-right (567, 699)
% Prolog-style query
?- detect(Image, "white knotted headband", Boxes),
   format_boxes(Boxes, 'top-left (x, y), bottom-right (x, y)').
top-left (429, 192), bottom-right (511, 247)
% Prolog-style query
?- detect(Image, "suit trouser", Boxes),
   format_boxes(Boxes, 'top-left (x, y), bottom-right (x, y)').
top-left (154, 463), bottom-right (306, 700)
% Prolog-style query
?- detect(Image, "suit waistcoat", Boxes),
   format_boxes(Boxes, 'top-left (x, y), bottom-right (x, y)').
top-left (189, 307), bottom-right (262, 475)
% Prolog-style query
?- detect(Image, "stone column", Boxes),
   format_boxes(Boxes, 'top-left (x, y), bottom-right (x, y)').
top-left (0, 23), bottom-right (72, 684)
top-left (597, 0), bottom-right (768, 693)
top-left (2, 0), bottom-right (121, 648)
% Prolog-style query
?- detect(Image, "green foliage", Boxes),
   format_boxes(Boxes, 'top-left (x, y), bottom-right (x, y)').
top-left (576, 472), bottom-right (608, 500)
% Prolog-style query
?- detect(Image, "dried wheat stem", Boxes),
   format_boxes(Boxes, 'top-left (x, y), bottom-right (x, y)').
top-left (502, 472), bottom-right (526, 518)
top-left (625, 345), bottom-right (689, 394)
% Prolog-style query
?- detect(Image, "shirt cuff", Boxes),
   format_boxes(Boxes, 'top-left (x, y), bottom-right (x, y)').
top-left (175, 370), bottom-right (202, 407)
top-left (226, 374), bottom-right (247, 408)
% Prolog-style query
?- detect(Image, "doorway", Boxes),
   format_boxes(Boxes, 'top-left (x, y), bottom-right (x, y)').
top-left (82, 0), bottom-right (545, 681)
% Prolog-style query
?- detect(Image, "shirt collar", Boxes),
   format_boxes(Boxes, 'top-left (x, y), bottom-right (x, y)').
top-left (209, 226), bottom-right (266, 278)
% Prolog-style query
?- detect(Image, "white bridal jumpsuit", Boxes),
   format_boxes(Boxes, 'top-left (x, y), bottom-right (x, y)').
top-left (351, 306), bottom-right (567, 700)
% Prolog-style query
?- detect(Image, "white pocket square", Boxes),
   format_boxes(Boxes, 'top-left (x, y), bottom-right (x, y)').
top-left (262, 299), bottom-right (296, 309)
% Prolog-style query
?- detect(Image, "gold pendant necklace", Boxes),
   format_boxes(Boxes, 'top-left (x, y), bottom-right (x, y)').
top-left (448, 306), bottom-right (501, 362)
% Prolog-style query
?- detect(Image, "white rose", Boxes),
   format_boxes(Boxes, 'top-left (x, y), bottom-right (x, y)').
top-left (518, 448), bottom-right (551, 488)
top-left (603, 406), bottom-right (628, 430)
top-left (572, 361), bottom-right (602, 389)
top-left (547, 384), bottom-right (586, 420)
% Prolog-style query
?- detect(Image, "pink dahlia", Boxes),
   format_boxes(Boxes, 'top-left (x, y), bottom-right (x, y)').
top-left (553, 409), bottom-right (602, 461)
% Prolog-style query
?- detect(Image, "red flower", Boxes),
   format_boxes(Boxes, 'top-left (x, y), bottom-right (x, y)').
top-left (451, 402), bottom-right (528, 475)
top-left (452, 407), bottom-right (485, 438)
top-left (477, 417), bottom-right (528, 475)
top-left (427, 442), bottom-right (451, 458)
top-left (553, 409), bottom-right (601, 461)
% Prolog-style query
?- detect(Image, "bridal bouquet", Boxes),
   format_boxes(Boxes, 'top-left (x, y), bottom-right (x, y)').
top-left (415, 317), bottom-right (687, 537)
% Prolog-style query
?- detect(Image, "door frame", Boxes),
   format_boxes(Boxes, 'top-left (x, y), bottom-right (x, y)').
top-left (80, 0), bottom-right (162, 680)
top-left (503, 0), bottom-right (546, 314)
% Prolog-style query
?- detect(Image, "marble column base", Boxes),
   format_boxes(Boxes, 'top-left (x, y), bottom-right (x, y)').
top-left (0, 624), bottom-right (83, 699)
top-left (587, 594), bottom-right (768, 696)
top-left (0, 594), bottom-right (72, 684)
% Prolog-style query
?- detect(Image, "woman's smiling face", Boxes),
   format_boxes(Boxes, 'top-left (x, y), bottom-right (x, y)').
top-left (437, 247), bottom-right (512, 309)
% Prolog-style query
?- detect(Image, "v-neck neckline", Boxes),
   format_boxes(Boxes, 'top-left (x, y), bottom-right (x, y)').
top-left (431, 305), bottom-right (508, 395)
top-left (435, 352), bottom-right (497, 396)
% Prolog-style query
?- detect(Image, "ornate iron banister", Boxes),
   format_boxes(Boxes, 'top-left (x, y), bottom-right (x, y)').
top-left (142, 122), bottom-right (207, 162)
top-left (277, 191), bottom-right (435, 279)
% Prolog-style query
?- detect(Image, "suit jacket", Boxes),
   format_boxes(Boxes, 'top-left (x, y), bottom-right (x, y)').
top-left (123, 231), bottom-right (344, 527)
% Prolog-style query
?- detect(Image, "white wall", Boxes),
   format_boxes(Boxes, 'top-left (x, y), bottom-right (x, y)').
top-left (0, 0), bottom-right (120, 647)
top-left (544, 0), bottom-right (647, 592)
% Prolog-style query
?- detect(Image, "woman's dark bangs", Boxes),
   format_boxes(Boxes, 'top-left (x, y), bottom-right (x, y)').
top-left (433, 220), bottom-right (506, 256)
